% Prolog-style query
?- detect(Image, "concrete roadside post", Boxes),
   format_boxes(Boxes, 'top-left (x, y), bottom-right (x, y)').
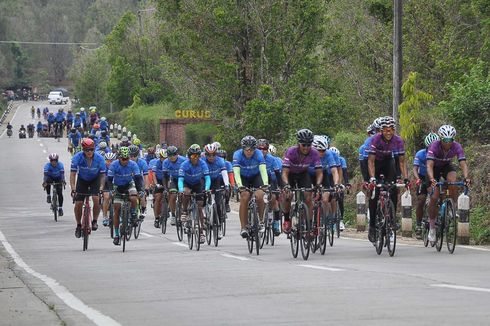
top-left (401, 189), bottom-right (412, 237)
top-left (356, 190), bottom-right (366, 231)
top-left (109, 124), bottom-right (114, 138)
top-left (117, 124), bottom-right (122, 140)
top-left (457, 190), bottom-right (470, 244)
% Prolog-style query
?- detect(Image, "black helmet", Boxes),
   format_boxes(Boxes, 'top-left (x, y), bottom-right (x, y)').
top-left (128, 145), bottom-right (139, 156)
top-left (167, 145), bottom-right (178, 156)
top-left (217, 149), bottom-right (227, 159)
top-left (101, 131), bottom-right (107, 137)
top-left (187, 144), bottom-right (201, 157)
top-left (257, 138), bottom-right (269, 150)
top-left (71, 128), bottom-right (76, 133)
top-left (241, 136), bottom-right (257, 149)
top-left (296, 129), bottom-right (314, 144)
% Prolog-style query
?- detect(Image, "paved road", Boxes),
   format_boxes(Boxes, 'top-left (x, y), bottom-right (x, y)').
top-left (1, 101), bottom-right (490, 326)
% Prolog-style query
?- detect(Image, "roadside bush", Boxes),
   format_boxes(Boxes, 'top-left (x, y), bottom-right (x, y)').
top-left (186, 122), bottom-right (217, 148)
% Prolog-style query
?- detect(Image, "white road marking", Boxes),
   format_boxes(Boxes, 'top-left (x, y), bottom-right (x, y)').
top-left (460, 245), bottom-right (490, 252)
top-left (140, 232), bottom-right (155, 238)
top-left (431, 284), bottom-right (490, 293)
top-left (0, 230), bottom-right (120, 326)
top-left (221, 253), bottom-right (250, 261)
top-left (298, 264), bottom-right (345, 272)
top-left (43, 150), bottom-right (47, 154)
top-left (40, 143), bottom-right (44, 147)
top-left (172, 242), bottom-right (188, 247)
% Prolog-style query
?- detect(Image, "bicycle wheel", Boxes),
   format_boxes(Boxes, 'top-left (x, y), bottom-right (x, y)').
top-left (290, 215), bottom-right (299, 258)
top-left (221, 211), bottom-right (227, 237)
top-left (213, 206), bottom-right (219, 247)
top-left (435, 212), bottom-right (444, 252)
top-left (445, 200), bottom-right (457, 254)
top-left (385, 200), bottom-right (396, 257)
top-left (319, 207), bottom-right (327, 255)
top-left (52, 191), bottom-right (58, 222)
top-left (161, 199), bottom-right (168, 234)
top-left (259, 210), bottom-right (268, 249)
top-left (299, 205), bottom-right (311, 261)
top-left (335, 205), bottom-right (341, 238)
top-left (252, 205), bottom-right (260, 255)
top-left (374, 202), bottom-right (384, 255)
top-left (187, 220), bottom-right (193, 250)
top-left (83, 229), bottom-right (89, 251)
top-left (176, 205), bottom-right (183, 242)
top-left (328, 216), bottom-right (334, 247)
top-left (109, 203), bottom-right (114, 239)
top-left (125, 222), bottom-right (132, 241)
top-left (247, 209), bottom-right (254, 254)
top-left (422, 219), bottom-right (429, 248)
top-left (121, 206), bottom-right (128, 252)
top-left (205, 205), bottom-right (212, 245)
top-left (134, 220), bottom-right (141, 239)
top-left (194, 208), bottom-right (201, 251)
top-left (311, 206), bottom-right (320, 253)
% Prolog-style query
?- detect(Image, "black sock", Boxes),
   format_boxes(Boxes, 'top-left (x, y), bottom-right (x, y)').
top-left (284, 212), bottom-right (290, 221)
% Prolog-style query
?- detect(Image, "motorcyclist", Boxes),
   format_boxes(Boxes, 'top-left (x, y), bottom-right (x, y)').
top-left (6, 122), bottom-right (13, 130)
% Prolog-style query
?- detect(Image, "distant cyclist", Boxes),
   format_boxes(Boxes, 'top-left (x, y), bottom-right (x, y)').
top-left (43, 153), bottom-right (65, 216)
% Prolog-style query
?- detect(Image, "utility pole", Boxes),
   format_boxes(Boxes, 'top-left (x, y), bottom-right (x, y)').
top-left (393, 0), bottom-right (402, 125)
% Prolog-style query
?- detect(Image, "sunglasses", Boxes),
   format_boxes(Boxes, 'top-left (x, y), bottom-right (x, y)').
top-left (83, 148), bottom-right (94, 152)
top-left (50, 159), bottom-right (58, 162)
top-left (441, 137), bottom-right (454, 143)
top-left (206, 153), bottom-right (216, 157)
top-left (258, 147), bottom-right (268, 151)
top-left (317, 149), bottom-right (326, 153)
top-left (299, 143), bottom-right (312, 147)
top-left (190, 154), bottom-right (200, 159)
top-left (120, 157), bottom-right (129, 161)
top-left (244, 147), bottom-right (254, 151)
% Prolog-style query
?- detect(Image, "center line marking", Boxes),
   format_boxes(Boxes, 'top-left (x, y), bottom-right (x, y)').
top-left (40, 143), bottom-right (43, 147)
top-left (430, 284), bottom-right (490, 293)
top-left (221, 253), bottom-right (250, 261)
top-left (172, 242), bottom-right (188, 247)
top-left (299, 264), bottom-right (345, 272)
top-left (140, 232), bottom-right (155, 238)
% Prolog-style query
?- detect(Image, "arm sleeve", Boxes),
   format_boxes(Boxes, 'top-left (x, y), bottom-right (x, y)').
top-left (178, 177), bottom-right (184, 192)
top-left (342, 168), bottom-right (349, 184)
top-left (233, 166), bottom-right (243, 187)
top-left (275, 170), bottom-right (283, 187)
top-left (228, 172), bottom-right (235, 187)
top-left (204, 175), bottom-right (211, 191)
top-left (259, 164), bottom-right (269, 186)
top-left (134, 174), bottom-right (144, 190)
top-left (221, 170), bottom-right (229, 186)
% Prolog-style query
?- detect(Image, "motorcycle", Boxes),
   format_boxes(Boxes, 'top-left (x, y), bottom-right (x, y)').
top-left (7, 129), bottom-right (13, 138)
top-left (19, 130), bottom-right (26, 139)
top-left (28, 129), bottom-right (34, 138)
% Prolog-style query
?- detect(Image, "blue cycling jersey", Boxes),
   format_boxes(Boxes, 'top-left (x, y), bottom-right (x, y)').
top-left (73, 117), bottom-right (83, 128)
top-left (55, 112), bottom-right (65, 123)
top-left (47, 114), bottom-right (55, 123)
top-left (339, 156), bottom-right (347, 169)
top-left (358, 144), bottom-right (366, 161)
top-left (135, 158), bottom-right (149, 176)
top-left (66, 112), bottom-right (74, 122)
top-left (224, 160), bottom-right (233, 173)
top-left (264, 154), bottom-right (281, 181)
top-left (204, 156), bottom-right (226, 180)
top-left (161, 155), bottom-right (186, 179)
top-left (44, 162), bottom-right (65, 180)
top-left (309, 150), bottom-right (337, 176)
top-left (108, 160), bottom-right (141, 186)
top-left (36, 122), bottom-right (43, 131)
top-left (232, 149), bottom-right (265, 177)
top-left (413, 149), bottom-right (428, 177)
top-left (79, 111), bottom-right (87, 122)
top-left (145, 154), bottom-right (156, 165)
top-left (68, 132), bottom-right (82, 146)
top-left (149, 158), bottom-right (161, 180)
top-left (178, 158), bottom-right (209, 185)
top-left (99, 120), bottom-right (108, 130)
top-left (70, 151), bottom-right (106, 181)
top-left (361, 136), bottom-right (373, 159)
top-left (153, 159), bottom-right (165, 181)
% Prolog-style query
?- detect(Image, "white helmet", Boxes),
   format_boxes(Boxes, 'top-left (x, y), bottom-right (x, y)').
top-left (268, 144), bottom-right (277, 155)
top-left (212, 141), bottom-right (221, 149)
top-left (312, 135), bottom-right (328, 151)
top-left (101, 117), bottom-right (106, 121)
top-left (80, 107), bottom-right (85, 112)
top-left (330, 146), bottom-right (340, 155)
top-left (438, 125), bottom-right (456, 139)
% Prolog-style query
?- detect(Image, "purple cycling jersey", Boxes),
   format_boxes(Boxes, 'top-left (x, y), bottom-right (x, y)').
top-left (283, 146), bottom-right (322, 174)
top-left (368, 134), bottom-right (405, 161)
top-left (426, 140), bottom-right (465, 167)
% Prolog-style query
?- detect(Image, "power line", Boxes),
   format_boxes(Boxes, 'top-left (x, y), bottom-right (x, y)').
top-left (0, 40), bottom-right (98, 45)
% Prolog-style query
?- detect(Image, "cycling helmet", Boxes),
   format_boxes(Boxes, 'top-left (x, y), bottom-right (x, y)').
top-left (372, 117), bottom-right (382, 130)
top-left (330, 147), bottom-right (340, 155)
top-left (97, 150), bottom-right (106, 156)
top-left (204, 143), bottom-right (217, 154)
top-left (424, 132), bottom-right (440, 147)
top-left (121, 136), bottom-right (129, 142)
top-left (48, 153), bottom-right (59, 161)
top-left (212, 141), bottom-right (221, 149)
top-left (296, 129), bottom-right (314, 144)
top-left (257, 138), bottom-right (269, 150)
top-left (70, 128), bottom-right (76, 133)
top-left (379, 116), bottom-right (396, 129)
top-left (319, 134), bottom-right (331, 146)
top-left (268, 144), bottom-right (277, 155)
top-left (166, 145), bottom-right (178, 156)
top-left (119, 146), bottom-right (130, 158)
top-left (312, 135), bottom-right (328, 151)
top-left (68, 109), bottom-right (72, 113)
top-left (81, 138), bottom-right (95, 149)
top-left (101, 131), bottom-right (107, 137)
top-left (187, 144), bottom-right (201, 157)
top-left (58, 108), bottom-right (62, 113)
top-left (100, 117), bottom-right (106, 121)
top-left (159, 149), bottom-right (168, 159)
top-left (241, 136), bottom-right (257, 149)
top-left (128, 145), bottom-right (140, 156)
top-left (76, 112), bottom-right (80, 116)
top-left (93, 123), bottom-right (100, 129)
top-left (367, 124), bottom-right (376, 135)
top-left (98, 141), bottom-right (107, 149)
top-left (105, 152), bottom-right (117, 161)
top-left (217, 149), bottom-right (227, 158)
top-left (80, 107), bottom-right (85, 112)
top-left (133, 138), bottom-right (141, 146)
top-left (438, 124), bottom-right (456, 139)
top-left (147, 147), bottom-right (156, 155)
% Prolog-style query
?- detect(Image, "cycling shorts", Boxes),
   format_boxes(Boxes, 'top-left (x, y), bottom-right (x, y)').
top-left (113, 181), bottom-right (137, 204)
top-left (75, 177), bottom-right (101, 201)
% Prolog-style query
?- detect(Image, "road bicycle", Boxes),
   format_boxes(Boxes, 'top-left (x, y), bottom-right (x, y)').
top-left (311, 188), bottom-right (327, 255)
top-left (47, 182), bottom-right (64, 222)
top-left (75, 193), bottom-right (93, 251)
top-left (205, 188), bottom-right (225, 247)
top-left (240, 187), bottom-right (263, 255)
top-left (183, 193), bottom-right (203, 251)
top-left (289, 187), bottom-right (314, 260)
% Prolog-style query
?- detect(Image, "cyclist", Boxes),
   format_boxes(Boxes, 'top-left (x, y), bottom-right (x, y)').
top-left (233, 136), bottom-right (269, 238)
top-left (98, 130), bottom-right (110, 146)
top-left (413, 132), bottom-right (440, 239)
top-left (73, 113), bottom-right (84, 131)
top-left (31, 106), bottom-right (35, 118)
top-left (89, 108), bottom-right (99, 128)
top-left (90, 123), bottom-right (100, 137)
top-left (79, 107), bottom-right (87, 126)
top-left (203, 143), bottom-right (230, 238)
top-left (367, 116), bottom-right (409, 242)
top-left (330, 146), bottom-right (349, 231)
top-left (67, 128), bottom-right (82, 154)
top-left (161, 146), bottom-right (186, 225)
top-left (217, 149), bottom-right (234, 213)
top-left (120, 136), bottom-right (131, 147)
top-left (54, 109), bottom-right (65, 138)
top-left (66, 109), bottom-right (74, 130)
top-left (178, 144), bottom-right (211, 244)
top-left (107, 147), bottom-right (142, 245)
top-left (144, 147), bottom-right (157, 165)
top-left (426, 125), bottom-right (470, 242)
top-left (99, 116), bottom-right (108, 132)
top-left (47, 112), bottom-right (55, 134)
top-left (129, 145), bottom-right (149, 218)
top-left (257, 139), bottom-right (283, 235)
top-left (70, 138), bottom-right (106, 238)
top-left (43, 153), bottom-right (65, 216)
top-left (36, 107), bottom-right (41, 119)
top-left (281, 129), bottom-right (323, 233)
top-left (97, 141), bottom-right (111, 154)
top-left (43, 107), bottom-right (49, 120)
top-left (359, 119), bottom-right (380, 182)
top-left (152, 149), bottom-right (168, 227)
top-left (102, 152), bottom-right (118, 227)
top-left (36, 121), bottom-right (43, 136)
top-left (133, 138), bottom-right (142, 154)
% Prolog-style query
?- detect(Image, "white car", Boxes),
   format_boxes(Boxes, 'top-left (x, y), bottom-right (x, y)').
top-left (48, 91), bottom-right (69, 105)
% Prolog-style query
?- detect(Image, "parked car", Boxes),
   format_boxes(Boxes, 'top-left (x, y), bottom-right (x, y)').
top-left (48, 91), bottom-right (69, 105)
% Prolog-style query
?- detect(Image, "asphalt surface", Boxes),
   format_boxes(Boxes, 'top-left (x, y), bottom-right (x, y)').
top-left (1, 101), bottom-right (490, 326)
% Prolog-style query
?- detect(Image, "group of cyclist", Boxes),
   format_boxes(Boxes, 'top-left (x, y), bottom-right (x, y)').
top-left (41, 111), bottom-right (470, 251)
